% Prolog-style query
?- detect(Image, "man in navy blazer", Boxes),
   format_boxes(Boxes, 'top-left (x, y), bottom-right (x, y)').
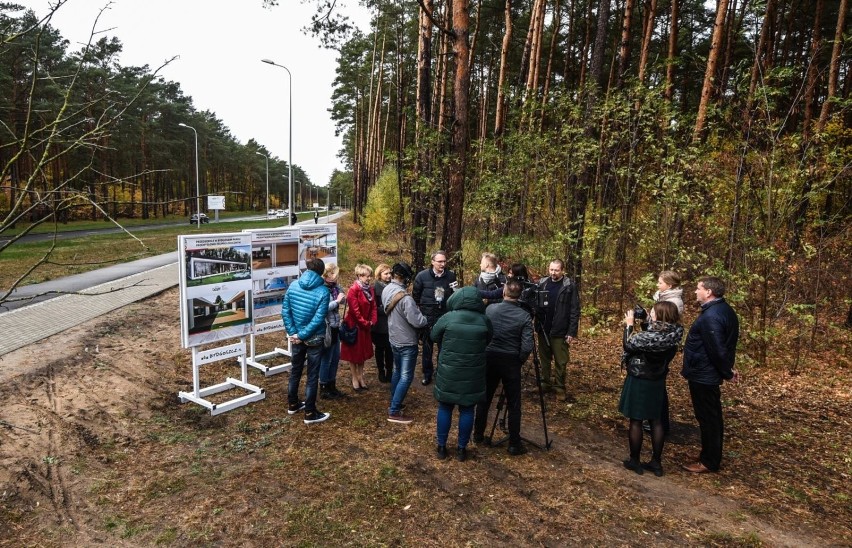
top-left (681, 276), bottom-right (740, 473)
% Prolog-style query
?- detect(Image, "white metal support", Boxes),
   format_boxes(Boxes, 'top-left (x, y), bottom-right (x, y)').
top-left (241, 320), bottom-right (292, 376)
top-left (179, 338), bottom-right (265, 415)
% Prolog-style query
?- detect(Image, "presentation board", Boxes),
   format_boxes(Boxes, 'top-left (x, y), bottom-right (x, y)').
top-left (178, 233), bottom-right (254, 348)
top-left (298, 224), bottom-right (338, 270)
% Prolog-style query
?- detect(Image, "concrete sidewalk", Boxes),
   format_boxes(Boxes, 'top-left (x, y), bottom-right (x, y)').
top-left (0, 263), bottom-right (178, 356)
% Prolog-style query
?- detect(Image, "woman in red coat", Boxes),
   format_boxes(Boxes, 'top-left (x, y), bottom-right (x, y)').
top-left (340, 264), bottom-right (378, 390)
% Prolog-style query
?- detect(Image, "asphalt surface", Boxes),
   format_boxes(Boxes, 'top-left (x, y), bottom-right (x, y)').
top-left (0, 211), bottom-right (346, 314)
top-left (0, 214), bottom-right (267, 244)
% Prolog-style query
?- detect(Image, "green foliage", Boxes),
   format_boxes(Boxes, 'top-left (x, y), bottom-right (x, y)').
top-left (362, 166), bottom-right (400, 237)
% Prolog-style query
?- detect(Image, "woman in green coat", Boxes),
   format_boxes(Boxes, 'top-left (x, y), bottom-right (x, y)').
top-left (431, 286), bottom-right (493, 461)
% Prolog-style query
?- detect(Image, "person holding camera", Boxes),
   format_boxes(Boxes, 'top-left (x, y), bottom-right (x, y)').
top-left (412, 251), bottom-right (457, 385)
top-left (472, 279), bottom-right (534, 455)
top-left (619, 301), bottom-right (684, 476)
top-left (536, 259), bottom-right (581, 401)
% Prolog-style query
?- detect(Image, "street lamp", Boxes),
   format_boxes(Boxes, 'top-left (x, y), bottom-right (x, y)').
top-left (261, 58), bottom-right (293, 227)
top-left (178, 122), bottom-right (201, 228)
top-left (256, 151), bottom-right (269, 217)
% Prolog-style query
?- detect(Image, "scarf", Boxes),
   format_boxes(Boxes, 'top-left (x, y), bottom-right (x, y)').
top-left (359, 280), bottom-right (373, 301)
top-left (479, 265), bottom-right (502, 285)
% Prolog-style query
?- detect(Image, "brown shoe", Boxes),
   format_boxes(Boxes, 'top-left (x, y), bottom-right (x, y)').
top-left (681, 461), bottom-right (713, 474)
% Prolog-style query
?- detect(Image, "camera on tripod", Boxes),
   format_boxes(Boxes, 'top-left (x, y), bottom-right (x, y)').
top-left (516, 278), bottom-right (548, 312)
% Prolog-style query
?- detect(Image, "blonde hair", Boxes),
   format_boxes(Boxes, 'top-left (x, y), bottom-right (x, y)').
top-left (323, 262), bottom-right (339, 279)
top-left (375, 263), bottom-right (391, 279)
top-left (480, 252), bottom-right (498, 268)
top-left (354, 264), bottom-right (373, 278)
top-left (659, 270), bottom-right (681, 288)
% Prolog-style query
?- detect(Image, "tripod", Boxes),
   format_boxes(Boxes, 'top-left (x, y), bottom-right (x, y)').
top-left (486, 324), bottom-right (552, 451)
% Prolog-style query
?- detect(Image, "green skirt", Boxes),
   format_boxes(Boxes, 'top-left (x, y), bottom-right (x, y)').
top-left (618, 374), bottom-right (666, 420)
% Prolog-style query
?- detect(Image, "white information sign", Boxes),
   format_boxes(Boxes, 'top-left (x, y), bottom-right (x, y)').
top-left (208, 195), bottom-right (225, 210)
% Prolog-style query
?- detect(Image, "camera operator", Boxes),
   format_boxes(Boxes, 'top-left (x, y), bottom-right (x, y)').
top-left (472, 279), bottom-right (534, 455)
top-left (536, 259), bottom-right (581, 401)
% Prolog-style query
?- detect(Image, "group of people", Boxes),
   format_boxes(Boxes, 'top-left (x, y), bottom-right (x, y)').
top-left (282, 253), bottom-right (740, 475)
top-left (619, 271), bottom-right (740, 477)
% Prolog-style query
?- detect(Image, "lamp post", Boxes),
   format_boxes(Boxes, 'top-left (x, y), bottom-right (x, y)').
top-left (256, 151), bottom-right (269, 217)
top-left (261, 58), bottom-right (293, 226)
top-left (178, 122), bottom-right (201, 228)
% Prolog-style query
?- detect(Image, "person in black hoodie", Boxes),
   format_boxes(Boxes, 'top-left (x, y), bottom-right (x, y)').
top-left (619, 301), bottom-right (684, 477)
top-left (681, 276), bottom-right (740, 473)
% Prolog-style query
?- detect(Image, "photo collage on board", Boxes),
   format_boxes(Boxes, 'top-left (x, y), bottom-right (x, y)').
top-left (179, 233), bottom-right (254, 348)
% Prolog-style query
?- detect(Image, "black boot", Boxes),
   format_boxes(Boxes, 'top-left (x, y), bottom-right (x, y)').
top-left (319, 383), bottom-right (331, 399)
top-left (329, 381), bottom-right (345, 398)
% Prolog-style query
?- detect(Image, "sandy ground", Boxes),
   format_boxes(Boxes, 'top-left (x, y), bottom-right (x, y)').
top-left (0, 289), bottom-right (848, 546)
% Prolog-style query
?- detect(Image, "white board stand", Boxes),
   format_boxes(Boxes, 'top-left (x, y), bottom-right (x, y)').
top-left (179, 338), bottom-right (265, 415)
top-left (241, 320), bottom-right (292, 376)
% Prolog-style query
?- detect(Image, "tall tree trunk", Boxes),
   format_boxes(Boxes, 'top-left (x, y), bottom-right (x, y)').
top-left (443, 0), bottom-right (471, 262)
top-left (412, 0), bottom-right (434, 269)
top-left (616, 0), bottom-right (636, 88)
top-left (636, 0), bottom-right (657, 84)
top-left (693, 0), bottom-right (730, 142)
top-left (816, 0), bottom-right (848, 131)
top-left (744, 0), bottom-right (778, 118)
top-left (540, 0), bottom-right (562, 129)
top-left (494, 0), bottom-right (513, 137)
top-left (664, 0), bottom-right (679, 102)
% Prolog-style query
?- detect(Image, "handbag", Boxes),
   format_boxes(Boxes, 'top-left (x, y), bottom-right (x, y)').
top-left (323, 320), bottom-right (333, 348)
top-left (339, 302), bottom-right (358, 345)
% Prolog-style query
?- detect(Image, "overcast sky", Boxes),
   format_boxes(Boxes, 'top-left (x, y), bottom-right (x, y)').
top-left (16, 0), bottom-right (370, 187)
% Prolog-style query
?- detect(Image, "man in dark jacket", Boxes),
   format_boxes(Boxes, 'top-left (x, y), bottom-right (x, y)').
top-left (281, 258), bottom-right (331, 424)
top-left (681, 276), bottom-right (740, 473)
top-left (536, 259), bottom-right (581, 401)
top-left (473, 279), bottom-right (534, 455)
top-left (412, 250), bottom-right (457, 385)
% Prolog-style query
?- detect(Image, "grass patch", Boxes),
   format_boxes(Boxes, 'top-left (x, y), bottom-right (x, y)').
top-left (1, 214), bottom-right (340, 289)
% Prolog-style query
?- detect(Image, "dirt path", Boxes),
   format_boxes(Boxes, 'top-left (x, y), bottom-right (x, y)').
top-left (0, 289), bottom-right (848, 546)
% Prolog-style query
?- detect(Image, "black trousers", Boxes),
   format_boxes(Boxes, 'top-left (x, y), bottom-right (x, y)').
top-left (474, 352), bottom-right (523, 445)
top-left (371, 331), bottom-right (393, 377)
top-left (688, 380), bottom-right (724, 471)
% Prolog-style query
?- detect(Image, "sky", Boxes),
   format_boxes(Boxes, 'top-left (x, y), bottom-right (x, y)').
top-left (16, 0), bottom-right (371, 187)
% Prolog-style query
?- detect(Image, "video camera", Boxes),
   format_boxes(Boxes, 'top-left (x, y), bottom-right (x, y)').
top-left (515, 277), bottom-right (549, 314)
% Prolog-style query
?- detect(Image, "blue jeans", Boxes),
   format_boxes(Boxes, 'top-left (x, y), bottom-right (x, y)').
top-left (319, 328), bottom-right (340, 384)
top-left (436, 402), bottom-right (475, 448)
top-left (288, 343), bottom-right (323, 413)
top-left (389, 345), bottom-right (418, 414)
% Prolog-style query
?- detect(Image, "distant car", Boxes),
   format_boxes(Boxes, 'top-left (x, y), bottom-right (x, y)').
top-left (190, 213), bottom-right (209, 224)
top-left (275, 211), bottom-right (287, 219)
top-left (267, 209), bottom-right (276, 216)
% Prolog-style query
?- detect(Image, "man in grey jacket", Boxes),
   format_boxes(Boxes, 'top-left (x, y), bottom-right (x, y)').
top-left (383, 262), bottom-right (428, 424)
top-left (473, 280), bottom-right (534, 455)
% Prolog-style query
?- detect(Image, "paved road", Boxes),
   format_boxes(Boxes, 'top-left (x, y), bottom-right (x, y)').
top-left (0, 212), bottom-right (347, 356)
top-left (0, 214), bottom-right (268, 244)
